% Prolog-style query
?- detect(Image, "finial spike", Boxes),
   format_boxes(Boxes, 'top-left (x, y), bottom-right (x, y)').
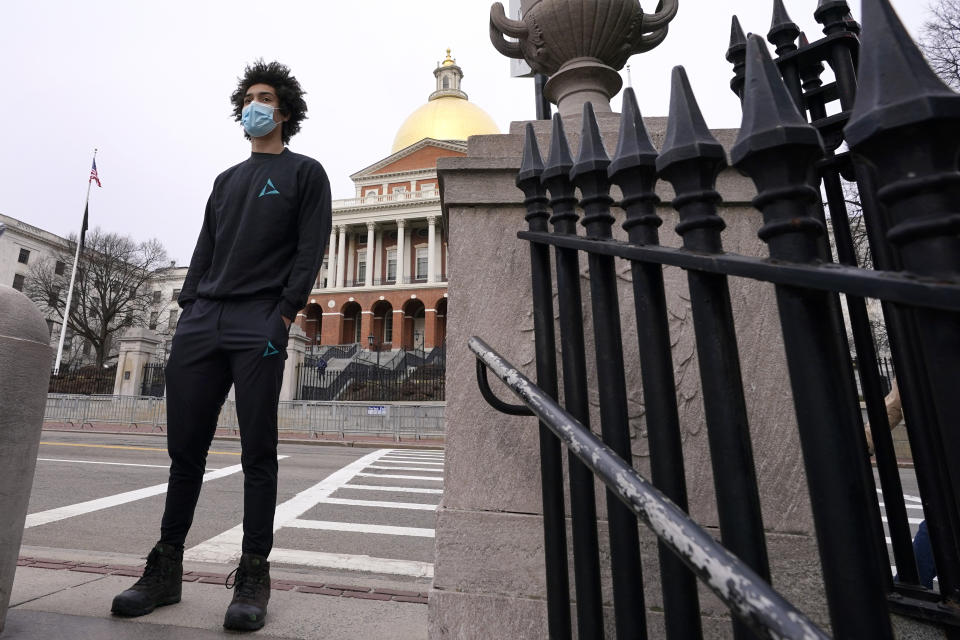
top-left (571, 102), bottom-right (610, 179)
top-left (728, 15), bottom-right (747, 55)
top-left (846, 0), bottom-right (960, 147)
top-left (609, 88), bottom-right (658, 178)
top-left (543, 113), bottom-right (574, 181)
top-left (656, 66), bottom-right (726, 172)
top-left (517, 123), bottom-right (545, 185)
top-left (731, 36), bottom-right (823, 165)
top-left (768, 0), bottom-right (800, 52)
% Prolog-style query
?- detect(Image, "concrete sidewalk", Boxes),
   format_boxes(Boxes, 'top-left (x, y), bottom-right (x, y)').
top-left (6, 549), bottom-right (428, 639)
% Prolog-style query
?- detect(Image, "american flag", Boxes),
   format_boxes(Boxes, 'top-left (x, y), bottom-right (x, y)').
top-left (89, 157), bottom-right (101, 187)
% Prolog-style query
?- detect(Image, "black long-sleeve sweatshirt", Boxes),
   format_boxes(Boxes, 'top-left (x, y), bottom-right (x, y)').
top-left (178, 149), bottom-right (332, 321)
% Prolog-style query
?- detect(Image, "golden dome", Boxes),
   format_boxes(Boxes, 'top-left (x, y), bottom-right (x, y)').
top-left (442, 48), bottom-right (456, 66)
top-left (391, 95), bottom-right (500, 153)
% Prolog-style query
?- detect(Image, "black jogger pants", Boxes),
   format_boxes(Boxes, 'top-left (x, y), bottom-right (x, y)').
top-left (159, 297), bottom-right (289, 557)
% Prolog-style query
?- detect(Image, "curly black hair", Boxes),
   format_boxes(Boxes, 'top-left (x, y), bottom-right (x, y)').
top-left (230, 60), bottom-right (307, 145)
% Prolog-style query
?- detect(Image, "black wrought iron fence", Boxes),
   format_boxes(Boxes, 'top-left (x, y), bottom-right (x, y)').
top-left (141, 362), bottom-right (166, 397)
top-left (472, 1), bottom-right (960, 638)
top-left (297, 361), bottom-right (444, 402)
top-left (48, 365), bottom-right (117, 395)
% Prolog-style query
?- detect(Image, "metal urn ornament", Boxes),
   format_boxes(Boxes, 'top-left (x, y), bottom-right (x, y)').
top-left (490, 0), bottom-right (679, 116)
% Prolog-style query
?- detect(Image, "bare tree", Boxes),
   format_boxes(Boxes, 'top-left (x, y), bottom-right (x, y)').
top-left (24, 228), bottom-right (169, 368)
top-left (921, 0), bottom-right (960, 89)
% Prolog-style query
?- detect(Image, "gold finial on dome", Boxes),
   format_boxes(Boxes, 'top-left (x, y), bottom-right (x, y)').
top-left (442, 48), bottom-right (455, 66)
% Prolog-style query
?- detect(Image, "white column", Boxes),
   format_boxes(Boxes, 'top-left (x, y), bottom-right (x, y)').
top-left (374, 226), bottom-right (383, 284)
top-left (335, 225), bottom-right (347, 288)
top-left (427, 216), bottom-right (437, 284)
top-left (365, 222), bottom-right (375, 287)
top-left (346, 234), bottom-right (356, 286)
top-left (434, 222), bottom-right (444, 280)
top-left (396, 219), bottom-right (406, 285)
top-left (326, 228), bottom-right (338, 289)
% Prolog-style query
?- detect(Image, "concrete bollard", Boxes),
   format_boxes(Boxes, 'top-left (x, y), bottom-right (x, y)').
top-left (0, 285), bottom-right (53, 633)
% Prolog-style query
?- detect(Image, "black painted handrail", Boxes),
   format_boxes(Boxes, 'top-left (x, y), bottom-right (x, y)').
top-left (469, 335), bottom-right (831, 640)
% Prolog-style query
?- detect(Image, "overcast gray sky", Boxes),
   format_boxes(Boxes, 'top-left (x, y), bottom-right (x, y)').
top-left (0, 0), bottom-right (931, 266)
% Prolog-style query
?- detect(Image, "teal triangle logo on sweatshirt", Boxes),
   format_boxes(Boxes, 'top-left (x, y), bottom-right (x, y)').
top-left (263, 341), bottom-right (280, 357)
top-left (258, 179), bottom-right (279, 198)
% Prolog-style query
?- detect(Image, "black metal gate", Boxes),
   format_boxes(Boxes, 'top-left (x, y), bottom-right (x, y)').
top-left (141, 362), bottom-right (165, 397)
top-left (473, 1), bottom-right (960, 638)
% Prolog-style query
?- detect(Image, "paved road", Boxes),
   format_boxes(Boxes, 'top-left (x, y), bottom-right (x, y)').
top-left (23, 431), bottom-right (442, 592)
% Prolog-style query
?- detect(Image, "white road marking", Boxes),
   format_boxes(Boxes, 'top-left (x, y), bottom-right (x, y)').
top-left (36, 458), bottom-right (185, 470)
top-left (268, 547), bottom-right (433, 578)
top-left (366, 465), bottom-right (443, 472)
top-left (186, 449), bottom-right (393, 564)
top-left (287, 518), bottom-right (434, 538)
top-left (879, 503), bottom-right (924, 511)
top-left (355, 472), bottom-right (443, 481)
top-left (377, 459), bottom-right (444, 465)
top-left (341, 484), bottom-right (443, 494)
top-left (316, 497), bottom-right (436, 511)
top-left (25, 461), bottom-right (252, 528)
top-left (882, 516), bottom-right (925, 525)
top-left (382, 454), bottom-right (444, 459)
top-left (878, 489), bottom-right (922, 503)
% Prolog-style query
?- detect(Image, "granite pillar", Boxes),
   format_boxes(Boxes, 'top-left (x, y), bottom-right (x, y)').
top-left (113, 328), bottom-right (162, 397)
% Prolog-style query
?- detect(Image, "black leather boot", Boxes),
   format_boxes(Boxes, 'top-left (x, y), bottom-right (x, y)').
top-left (223, 553), bottom-right (271, 631)
top-left (111, 542), bottom-right (183, 616)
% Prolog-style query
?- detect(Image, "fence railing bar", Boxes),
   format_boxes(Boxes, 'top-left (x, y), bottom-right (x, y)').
top-left (530, 118), bottom-right (607, 638)
top-left (517, 231), bottom-right (960, 312)
top-left (469, 336), bottom-right (831, 640)
top-left (654, 72), bottom-right (772, 640)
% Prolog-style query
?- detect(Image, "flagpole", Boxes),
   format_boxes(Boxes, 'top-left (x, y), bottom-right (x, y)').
top-left (53, 149), bottom-right (96, 375)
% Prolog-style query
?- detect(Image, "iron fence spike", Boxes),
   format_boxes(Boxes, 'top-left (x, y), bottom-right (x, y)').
top-left (845, 0), bottom-right (960, 149)
top-left (571, 102), bottom-right (610, 180)
top-left (730, 35), bottom-right (823, 166)
top-left (542, 113), bottom-right (574, 182)
top-left (608, 88), bottom-right (658, 180)
top-left (768, 0), bottom-right (800, 50)
top-left (518, 122), bottom-right (545, 186)
top-left (657, 66), bottom-right (725, 174)
top-left (726, 15), bottom-right (747, 60)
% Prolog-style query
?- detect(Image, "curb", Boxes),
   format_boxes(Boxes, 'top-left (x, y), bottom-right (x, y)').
top-left (18, 557), bottom-right (429, 605)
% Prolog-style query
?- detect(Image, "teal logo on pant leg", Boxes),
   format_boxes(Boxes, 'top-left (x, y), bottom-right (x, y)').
top-left (263, 341), bottom-right (280, 357)
top-left (258, 179), bottom-right (279, 198)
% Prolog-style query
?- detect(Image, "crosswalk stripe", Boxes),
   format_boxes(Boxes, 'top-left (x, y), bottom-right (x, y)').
top-left (355, 472), bottom-right (443, 481)
top-left (287, 518), bottom-right (434, 538)
top-left (26, 461), bottom-right (255, 528)
top-left (366, 465), bottom-right (443, 472)
top-left (882, 516), bottom-right (925, 525)
top-left (341, 484), bottom-right (443, 494)
top-left (317, 497), bottom-right (436, 511)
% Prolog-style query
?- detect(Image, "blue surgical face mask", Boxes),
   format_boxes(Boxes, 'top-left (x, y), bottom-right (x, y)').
top-left (241, 101), bottom-right (278, 138)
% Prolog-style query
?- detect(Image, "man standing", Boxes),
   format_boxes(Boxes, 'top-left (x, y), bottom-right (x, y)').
top-left (111, 60), bottom-right (331, 632)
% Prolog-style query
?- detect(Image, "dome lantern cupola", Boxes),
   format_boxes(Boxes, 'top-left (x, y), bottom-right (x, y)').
top-left (430, 48), bottom-right (467, 100)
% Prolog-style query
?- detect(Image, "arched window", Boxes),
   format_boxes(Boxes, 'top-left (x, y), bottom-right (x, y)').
top-left (442, 77), bottom-right (450, 89)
